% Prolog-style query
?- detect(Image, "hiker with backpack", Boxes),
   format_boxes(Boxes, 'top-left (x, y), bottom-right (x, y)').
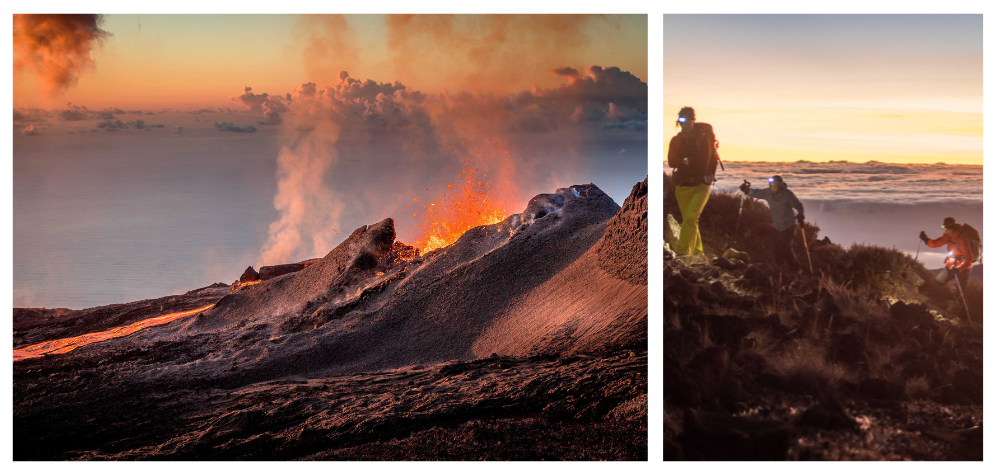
top-left (920, 217), bottom-right (980, 290)
top-left (667, 107), bottom-right (721, 255)
top-left (739, 175), bottom-right (806, 271)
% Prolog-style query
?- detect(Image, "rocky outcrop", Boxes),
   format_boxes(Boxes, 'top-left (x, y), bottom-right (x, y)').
top-left (258, 258), bottom-right (322, 281)
top-left (238, 266), bottom-right (260, 283)
top-left (596, 176), bottom-right (648, 286)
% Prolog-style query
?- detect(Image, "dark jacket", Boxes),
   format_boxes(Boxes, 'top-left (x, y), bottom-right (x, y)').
top-left (668, 122), bottom-right (718, 186)
top-left (747, 187), bottom-right (804, 232)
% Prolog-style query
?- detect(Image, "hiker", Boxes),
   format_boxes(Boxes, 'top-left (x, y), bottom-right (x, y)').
top-left (667, 106), bottom-right (721, 255)
top-left (920, 217), bottom-right (979, 291)
top-left (739, 175), bottom-right (806, 270)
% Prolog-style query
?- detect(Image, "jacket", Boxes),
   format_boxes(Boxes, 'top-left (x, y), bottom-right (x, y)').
top-left (926, 227), bottom-right (976, 271)
top-left (747, 187), bottom-right (804, 232)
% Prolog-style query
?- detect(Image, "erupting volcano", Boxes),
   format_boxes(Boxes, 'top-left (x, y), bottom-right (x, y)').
top-left (413, 158), bottom-right (513, 254)
top-left (14, 178), bottom-right (649, 460)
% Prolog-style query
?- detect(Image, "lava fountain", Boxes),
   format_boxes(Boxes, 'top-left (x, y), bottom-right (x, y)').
top-left (412, 147), bottom-right (516, 254)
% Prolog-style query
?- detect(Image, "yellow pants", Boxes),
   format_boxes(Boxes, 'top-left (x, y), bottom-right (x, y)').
top-left (675, 184), bottom-right (711, 255)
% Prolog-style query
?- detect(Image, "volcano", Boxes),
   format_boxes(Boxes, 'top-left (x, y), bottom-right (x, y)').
top-left (13, 179), bottom-right (648, 460)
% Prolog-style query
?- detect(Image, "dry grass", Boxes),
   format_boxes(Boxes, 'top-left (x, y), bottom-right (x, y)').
top-left (770, 340), bottom-right (847, 395)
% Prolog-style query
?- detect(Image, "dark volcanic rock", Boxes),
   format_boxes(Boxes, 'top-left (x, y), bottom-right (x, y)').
top-left (951, 369), bottom-right (983, 405)
top-left (797, 402), bottom-right (858, 431)
top-left (680, 409), bottom-right (791, 461)
top-left (259, 258), bottom-right (322, 280)
top-left (889, 301), bottom-right (935, 328)
top-left (858, 377), bottom-right (904, 402)
top-left (238, 266), bottom-right (260, 283)
top-left (596, 177), bottom-right (648, 286)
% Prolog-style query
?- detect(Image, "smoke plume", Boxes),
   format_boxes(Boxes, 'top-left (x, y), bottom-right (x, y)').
top-left (250, 64), bottom-right (646, 263)
top-left (257, 85), bottom-right (346, 266)
top-left (13, 14), bottom-right (110, 96)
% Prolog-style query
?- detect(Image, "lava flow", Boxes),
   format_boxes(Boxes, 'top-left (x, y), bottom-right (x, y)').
top-left (13, 304), bottom-right (215, 362)
top-left (413, 159), bottom-right (511, 254)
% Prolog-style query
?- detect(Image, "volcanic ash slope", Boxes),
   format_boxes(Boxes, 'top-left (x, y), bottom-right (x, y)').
top-left (139, 180), bottom-right (647, 384)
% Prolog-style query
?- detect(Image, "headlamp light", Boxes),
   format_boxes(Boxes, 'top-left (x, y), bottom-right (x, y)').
top-left (768, 177), bottom-right (775, 183)
top-left (678, 116), bottom-right (687, 124)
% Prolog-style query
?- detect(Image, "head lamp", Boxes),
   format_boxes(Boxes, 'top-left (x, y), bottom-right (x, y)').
top-left (677, 116), bottom-right (687, 124)
top-left (768, 177), bottom-right (775, 183)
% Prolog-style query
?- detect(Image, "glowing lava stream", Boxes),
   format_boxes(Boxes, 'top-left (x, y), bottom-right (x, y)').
top-left (13, 304), bottom-right (215, 362)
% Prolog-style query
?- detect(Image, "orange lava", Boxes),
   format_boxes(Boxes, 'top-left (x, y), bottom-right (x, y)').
top-left (237, 280), bottom-right (262, 288)
top-left (414, 159), bottom-right (512, 254)
top-left (13, 304), bottom-right (215, 362)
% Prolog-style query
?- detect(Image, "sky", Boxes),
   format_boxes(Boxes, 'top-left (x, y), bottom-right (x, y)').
top-left (663, 15), bottom-right (983, 164)
top-left (14, 14), bottom-right (648, 110)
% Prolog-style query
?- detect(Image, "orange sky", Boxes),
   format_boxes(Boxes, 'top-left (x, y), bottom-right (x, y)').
top-left (664, 15), bottom-right (982, 165)
top-left (13, 14), bottom-right (648, 110)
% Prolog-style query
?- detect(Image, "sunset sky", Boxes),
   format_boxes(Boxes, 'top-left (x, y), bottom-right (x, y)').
top-left (14, 14), bottom-right (648, 109)
top-left (664, 15), bottom-right (983, 164)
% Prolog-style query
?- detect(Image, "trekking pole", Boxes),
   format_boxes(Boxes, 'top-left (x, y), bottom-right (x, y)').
top-left (954, 273), bottom-right (973, 326)
top-left (904, 240), bottom-right (922, 301)
top-left (727, 195), bottom-right (745, 249)
top-left (801, 226), bottom-right (814, 276)
top-left (725, 180), bottom-right (749, 249)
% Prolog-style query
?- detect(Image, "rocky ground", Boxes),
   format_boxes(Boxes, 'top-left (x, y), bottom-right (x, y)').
top-left (662, 173), bottom-right (982, 461)
top-left (13, 179), bottom-right (648, 460)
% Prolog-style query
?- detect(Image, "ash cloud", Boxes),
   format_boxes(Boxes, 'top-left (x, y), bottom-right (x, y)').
top-left (13, 14), bottom-right (111, 96)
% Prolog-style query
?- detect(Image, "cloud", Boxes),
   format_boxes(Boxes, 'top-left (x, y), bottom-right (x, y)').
top-left (258, 111), bottom-right (283, 125)
top-left (175, 126), bottom-right (184, 134)
top-left (550, 66), bottom-right (580, 77)
top-left (14, 108), bottom-right (51, 122)
top-left (20, 124), bottom-right (42, 136)
top-left (60, 109), bottom-right (87, 121)
top-left (600, 120), bottom-right (647, 131)
top-left (384, 15), bottom-right (612, 94)
top-left (96, 111), bottom-right (116, 120)
top-left (13, 14), bottom-right (111, 96)
top-left (214, 122), bottom-right (258, 133)
top-left (97, 119), bottom-right (128, 130)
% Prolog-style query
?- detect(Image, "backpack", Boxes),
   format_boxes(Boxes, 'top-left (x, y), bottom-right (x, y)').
top-left (667, 122), bottom-right (723, 180)
top-left (960, 224), bottom-right (982, 263)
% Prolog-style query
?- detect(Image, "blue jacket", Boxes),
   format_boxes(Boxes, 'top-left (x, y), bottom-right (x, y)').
top-left (747, 187), bottom-right (804, 232)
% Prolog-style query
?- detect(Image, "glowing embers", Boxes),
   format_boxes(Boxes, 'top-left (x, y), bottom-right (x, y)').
top-left (389, 241), bottom-right (420, 263)
top-left (13, 304), bottom-right (215, 362)
top-left (414, 161), bottom-right (510, 254)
